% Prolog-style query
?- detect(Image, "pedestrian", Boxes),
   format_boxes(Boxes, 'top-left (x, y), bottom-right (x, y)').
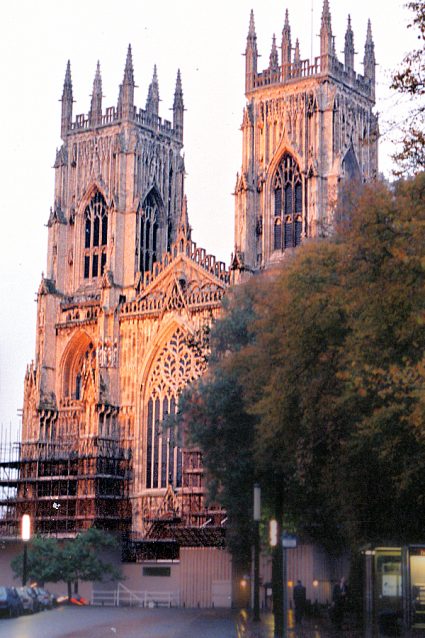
top-left (331, 576), bottom-right (348, 629)
top-left (293, 579), bottom-right (307, 624)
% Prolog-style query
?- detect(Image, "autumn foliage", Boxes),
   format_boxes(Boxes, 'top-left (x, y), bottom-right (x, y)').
top-left (181, 174), bottom-right (425, 557)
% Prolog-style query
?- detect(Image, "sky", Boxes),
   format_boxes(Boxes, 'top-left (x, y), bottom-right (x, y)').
top-left (0, 0), bottom-right (418, 436)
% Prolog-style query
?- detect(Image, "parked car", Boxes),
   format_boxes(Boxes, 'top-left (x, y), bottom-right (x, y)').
top-left (26, 587), bottom-right (42, 612)
top-left (31, 587), bottom-right (53, 610)
top-left (0, 587), bottom-right (23, 618)
top-left (17, 587), bottom-right (40, 613)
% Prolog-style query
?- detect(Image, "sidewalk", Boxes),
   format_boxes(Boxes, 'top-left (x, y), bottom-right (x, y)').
top-left (236, 610), bottom-right (423, 637)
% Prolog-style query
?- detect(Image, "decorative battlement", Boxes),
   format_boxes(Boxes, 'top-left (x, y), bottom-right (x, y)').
top-left (61, 45), bottom-right (184, 141)
top-left (140, 236), bottom-right (229, 290)
top-left (252, 54), bottom-right (373, 97)
top-left (120, 234), bottom-right (229, 318)
top-left (246, 2), bottom-right (375, 102)
top-left (70, 106), bottom-right (176, 137)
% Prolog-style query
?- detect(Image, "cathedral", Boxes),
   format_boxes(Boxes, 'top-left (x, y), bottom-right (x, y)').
top-left (0, 0), bottom-right (377, 607)
top-left (233, 0), bottom-right (377, 278)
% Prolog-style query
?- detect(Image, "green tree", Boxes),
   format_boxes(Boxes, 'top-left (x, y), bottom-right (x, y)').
top-left (11, 536), bottom-right (63, 585)
top-left (333, 175), bottom-right (425, 547)
top-left (11, 529), bottom-right (121, 599)
top-left (182, 173), bottom-right (425, 553)
top-left (181, 281), bottom-right (263, 567)
top-left (391, 1), bottom-right (425, 174)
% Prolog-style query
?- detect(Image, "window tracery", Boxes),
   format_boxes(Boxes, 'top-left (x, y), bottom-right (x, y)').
top-left (145, 327), bottom-right (206, 490)
top-left (63, 339), bottom-right (96, 401)
top-left (272, 153), bottom-right (303, 250)
top-left (137, 191), bottom-right (160, 273)
top-left (83, 192), bottom-right (108, 279)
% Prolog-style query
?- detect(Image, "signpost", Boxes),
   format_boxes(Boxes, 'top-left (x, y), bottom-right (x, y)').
top-left (282, 533), bottom-right (297, 637)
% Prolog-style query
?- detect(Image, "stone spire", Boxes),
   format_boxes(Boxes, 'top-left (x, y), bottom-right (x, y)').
top-left (118, 44), bottom-right (135, 119)
top-left (173, 69), bottom-right (184, 138)
top-left (281, 9), bottom-right (292, 76)
top-left (177, 195), bottom-right (191, 241)
top-left (344, 15), bottom-right (355, 71)
top-left (293, 38), bottom-right (301, 74)
top-left (89, 61), bottom-right (103, 126)
top-left (245, 10), bottom-right (258, 91)
top-left (320, 0), bottom-right (333, 59)
top-left (146, 65), bottom-right (160, 117)
top-left (61, 60), bottom-right (73, 140)
top-left (269, 34), bottom-right (279, 72)
top-left (363, 19), bottom-right (375, 99)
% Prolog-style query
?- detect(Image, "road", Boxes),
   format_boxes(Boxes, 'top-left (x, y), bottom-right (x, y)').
top-left (0, 607), bottom-right (247, 638)
top-left (1, 606), bottom-right (419, 637)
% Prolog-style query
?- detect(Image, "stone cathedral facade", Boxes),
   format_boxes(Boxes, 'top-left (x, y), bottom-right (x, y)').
top-left (4, 1), bottom-right (378, 595)
top-left (19, 46), bottom-right (229, 549)
top-left (233, 0), bottom-right (378, 278)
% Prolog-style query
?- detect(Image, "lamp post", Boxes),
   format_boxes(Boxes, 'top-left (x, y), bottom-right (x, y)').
top-left (253, 483), bottom-right (261, 622)
top-left (21, 514), bottom-right (31, 586)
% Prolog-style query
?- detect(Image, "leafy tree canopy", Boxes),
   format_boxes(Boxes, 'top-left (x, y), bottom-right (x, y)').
top-left (391, 1), bottom-right (425, 174)
top-left (181, 174), bottom-right (425, 559)
top-left (11, 528), bottom-right (121, 598)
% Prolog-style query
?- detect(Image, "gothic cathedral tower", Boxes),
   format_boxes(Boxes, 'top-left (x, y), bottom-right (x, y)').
top-left (36, 47), bottom-right (185, 420)
top-left (233, 1), bottom-right (378, 277)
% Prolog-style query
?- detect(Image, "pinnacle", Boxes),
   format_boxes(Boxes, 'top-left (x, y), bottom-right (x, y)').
top-left (123, 43), bottom-right (134, 84)
top-left (248, 9), bottom-right (256, 38)
top-left (65, 60), bottom-right (71, 82)
top-left (294, 38), bottom-right (300, 62)
top-left (321, 0), bottom-right (331, 27)
top-left (282, 8), bottom-right (291, 37)
top-left (146, 64), bottom-right (160, 112)
top-left (151, 64), bottom-right (159, 93)
top-left (63, 60), bottom-right (72, 89)
top-left (175, 69), bottom-right (183, 94)
top-left (173, 69), bottom-right (184, 110)
top-left (345, 15), bottom-right (354, 41)
top-left (93, 61), bottom-right (102, 93)
top-left (366, 19), bottom-right (373, 42)
top-left (180, 195), bottom-right (189, 232)
top-left (62, 60), bottom-right (73, 100)
top-left (269, 34), bottom-right (279, 69)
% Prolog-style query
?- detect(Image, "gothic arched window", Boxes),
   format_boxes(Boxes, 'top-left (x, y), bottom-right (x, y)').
top-left (62, 336), bottom-right (96, 401)
top-left (272, 154), bottom-right (303, 250)
top-left (138, 192), bottom-right (160, 273)
top-left (83, 192), bottom-right (108, 279)
top-left (145, 328), bottom-right (206, 490)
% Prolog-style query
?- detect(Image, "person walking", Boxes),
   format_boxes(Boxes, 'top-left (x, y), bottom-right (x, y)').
top-left (331, 576), bottom-right (348, 629)
top-left (293, 579), bottom-right (307, 624)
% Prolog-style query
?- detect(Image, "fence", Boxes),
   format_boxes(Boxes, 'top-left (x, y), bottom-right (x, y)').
top-left (91, 583), bottom-right (179, 608)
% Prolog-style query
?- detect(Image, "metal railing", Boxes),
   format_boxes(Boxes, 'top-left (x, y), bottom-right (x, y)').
top-left (91, 583), bottom-right (179, 608)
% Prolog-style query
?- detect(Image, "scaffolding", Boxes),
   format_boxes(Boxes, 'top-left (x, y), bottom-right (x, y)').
top-left (0, 425), bottom-right (131, 538)
top-left (0, 423), bottom-right (226, 560)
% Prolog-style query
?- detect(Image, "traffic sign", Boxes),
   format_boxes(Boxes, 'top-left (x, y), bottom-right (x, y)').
top-left (282, 534), bottom-right (297, 548)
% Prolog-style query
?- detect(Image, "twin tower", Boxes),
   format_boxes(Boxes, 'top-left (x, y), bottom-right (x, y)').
top-left (234, 0), bottom-right (378, 277)
top-left (55, 0), bottom-right (378, 295)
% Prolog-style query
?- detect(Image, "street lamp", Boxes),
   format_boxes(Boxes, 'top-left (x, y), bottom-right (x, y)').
top-left (253, 483), bottom-right (261, 622)
top-left (21, 514), bottom-right (31, 586)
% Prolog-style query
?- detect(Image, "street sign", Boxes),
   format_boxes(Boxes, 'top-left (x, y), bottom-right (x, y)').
top-left (282, 534), bottom-right (297, 548)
